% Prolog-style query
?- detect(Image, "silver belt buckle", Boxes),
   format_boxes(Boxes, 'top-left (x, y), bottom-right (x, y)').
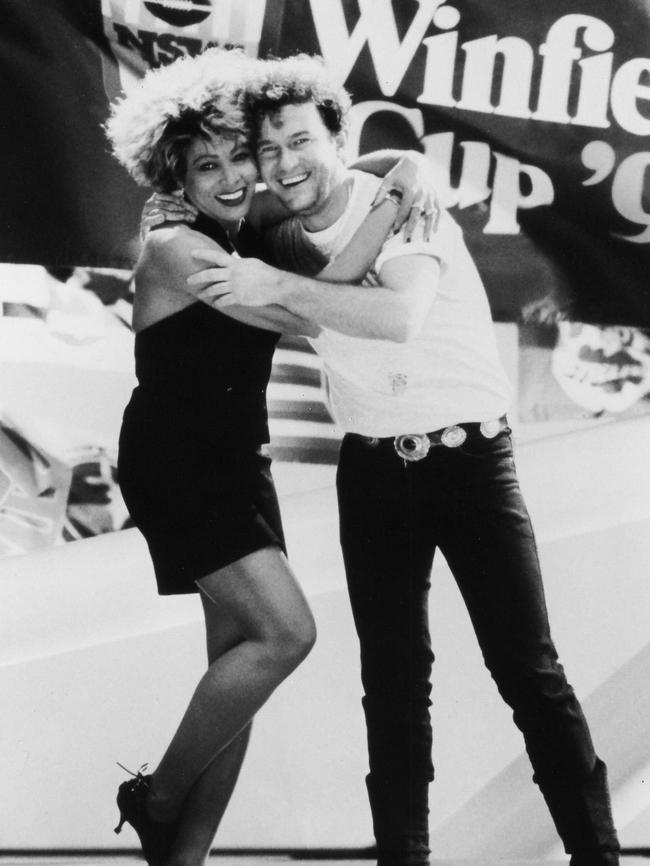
top-left (440, 425), bottom-right (467, 447)
top-left (394, 433), bottom-right (430, 462)
top-left (480, 418), bottom-right (502, 438)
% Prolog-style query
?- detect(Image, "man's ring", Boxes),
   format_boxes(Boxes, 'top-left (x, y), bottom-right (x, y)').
top-left (384, 188), bottom-right (403, 206)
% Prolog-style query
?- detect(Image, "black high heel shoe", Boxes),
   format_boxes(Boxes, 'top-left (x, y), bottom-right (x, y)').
top-left (114, 763), bottom-right (177, 866)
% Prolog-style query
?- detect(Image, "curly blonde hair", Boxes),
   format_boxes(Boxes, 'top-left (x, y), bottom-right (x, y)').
top-left (106, 48), bottom-right (257, 192)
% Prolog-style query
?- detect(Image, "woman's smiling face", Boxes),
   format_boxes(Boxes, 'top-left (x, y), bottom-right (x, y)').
top-left (183, 131), bottom-right (258, 229)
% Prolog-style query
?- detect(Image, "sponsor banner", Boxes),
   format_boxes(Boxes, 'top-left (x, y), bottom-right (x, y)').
top-left (282, 0), bottom-right (650, 326)
top-left (101, 0), bottom-right (268, 94)
top-left (0, 0), bottom-right (648, 325)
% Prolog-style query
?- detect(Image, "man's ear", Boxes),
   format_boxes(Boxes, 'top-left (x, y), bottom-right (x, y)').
top-left (334, 128), bottom-right (348, 159)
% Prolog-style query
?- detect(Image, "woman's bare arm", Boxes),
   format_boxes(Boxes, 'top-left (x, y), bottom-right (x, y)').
top-left (316, 195), bottom-right (399, 284)
top-left (136, 225), bottom-right (318, 336)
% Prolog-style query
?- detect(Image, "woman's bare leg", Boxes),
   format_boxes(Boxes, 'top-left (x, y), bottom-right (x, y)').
top-left (146, 545), bottom-right (315, 827)
top-left (164, 594), bottom-right (252, 866)
top-left (166, 726), bottom-right (251, 866)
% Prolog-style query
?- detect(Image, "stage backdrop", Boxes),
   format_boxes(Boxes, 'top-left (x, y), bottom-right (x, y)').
top-left (0, 0), bottom-right (649, 326)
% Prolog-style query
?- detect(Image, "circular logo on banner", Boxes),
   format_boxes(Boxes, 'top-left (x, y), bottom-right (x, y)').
top-left (144, 0), bottom-right (213, 27)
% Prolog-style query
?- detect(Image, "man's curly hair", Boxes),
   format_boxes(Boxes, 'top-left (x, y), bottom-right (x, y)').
top-left (245, 54), bottom-right (352, 149)
top-left (105, 48), bottom-right (258, 193)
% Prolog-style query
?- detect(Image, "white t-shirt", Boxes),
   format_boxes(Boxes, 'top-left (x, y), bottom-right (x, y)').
top-left (304, 170), bottom-right (512, 437)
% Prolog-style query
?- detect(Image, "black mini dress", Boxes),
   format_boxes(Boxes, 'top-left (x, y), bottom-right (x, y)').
top-left (118, 215), bottom-right (286, 595)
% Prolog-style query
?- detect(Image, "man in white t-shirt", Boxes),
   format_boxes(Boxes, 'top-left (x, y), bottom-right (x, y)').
top-left (190, 55), bottom-right (620, 866)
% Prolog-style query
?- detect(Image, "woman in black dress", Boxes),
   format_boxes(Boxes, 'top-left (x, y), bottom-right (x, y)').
top-left (106, 48), bottom-right (432, 866)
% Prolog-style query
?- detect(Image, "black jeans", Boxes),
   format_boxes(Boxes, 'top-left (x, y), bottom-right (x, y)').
top-left (336, 427), bottom-right (619, 866)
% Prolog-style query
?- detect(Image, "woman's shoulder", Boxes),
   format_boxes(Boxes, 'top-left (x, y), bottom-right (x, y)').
top-left (142, 222), bottom-right (214, 264)
top-left (137, 221), bottom-right (222, 282)
top-left (134, 225), bottom-right (211, 302)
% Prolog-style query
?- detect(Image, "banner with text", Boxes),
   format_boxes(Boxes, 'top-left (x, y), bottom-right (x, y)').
top-left (0, 0), bottom-right (649, 325)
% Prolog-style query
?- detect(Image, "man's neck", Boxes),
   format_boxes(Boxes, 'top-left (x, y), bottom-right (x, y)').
top-left (299, 167), bottom-right (352, 232)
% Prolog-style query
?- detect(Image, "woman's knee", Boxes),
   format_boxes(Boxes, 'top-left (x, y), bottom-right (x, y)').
top-left (199, 547), bottom-right (317, 671)
top-left (266, 609), bottom-right (317, 672)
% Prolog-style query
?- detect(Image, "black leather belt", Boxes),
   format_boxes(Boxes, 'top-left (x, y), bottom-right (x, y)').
top-left (356, 416), bottom-right (509, 462)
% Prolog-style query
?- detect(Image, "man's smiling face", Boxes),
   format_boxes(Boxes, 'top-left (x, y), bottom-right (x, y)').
top-left (256, 101), bottom-right (348, 230)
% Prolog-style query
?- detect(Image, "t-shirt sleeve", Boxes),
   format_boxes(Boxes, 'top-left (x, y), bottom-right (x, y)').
top-left (374, 208), bottom-right (457, 274)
